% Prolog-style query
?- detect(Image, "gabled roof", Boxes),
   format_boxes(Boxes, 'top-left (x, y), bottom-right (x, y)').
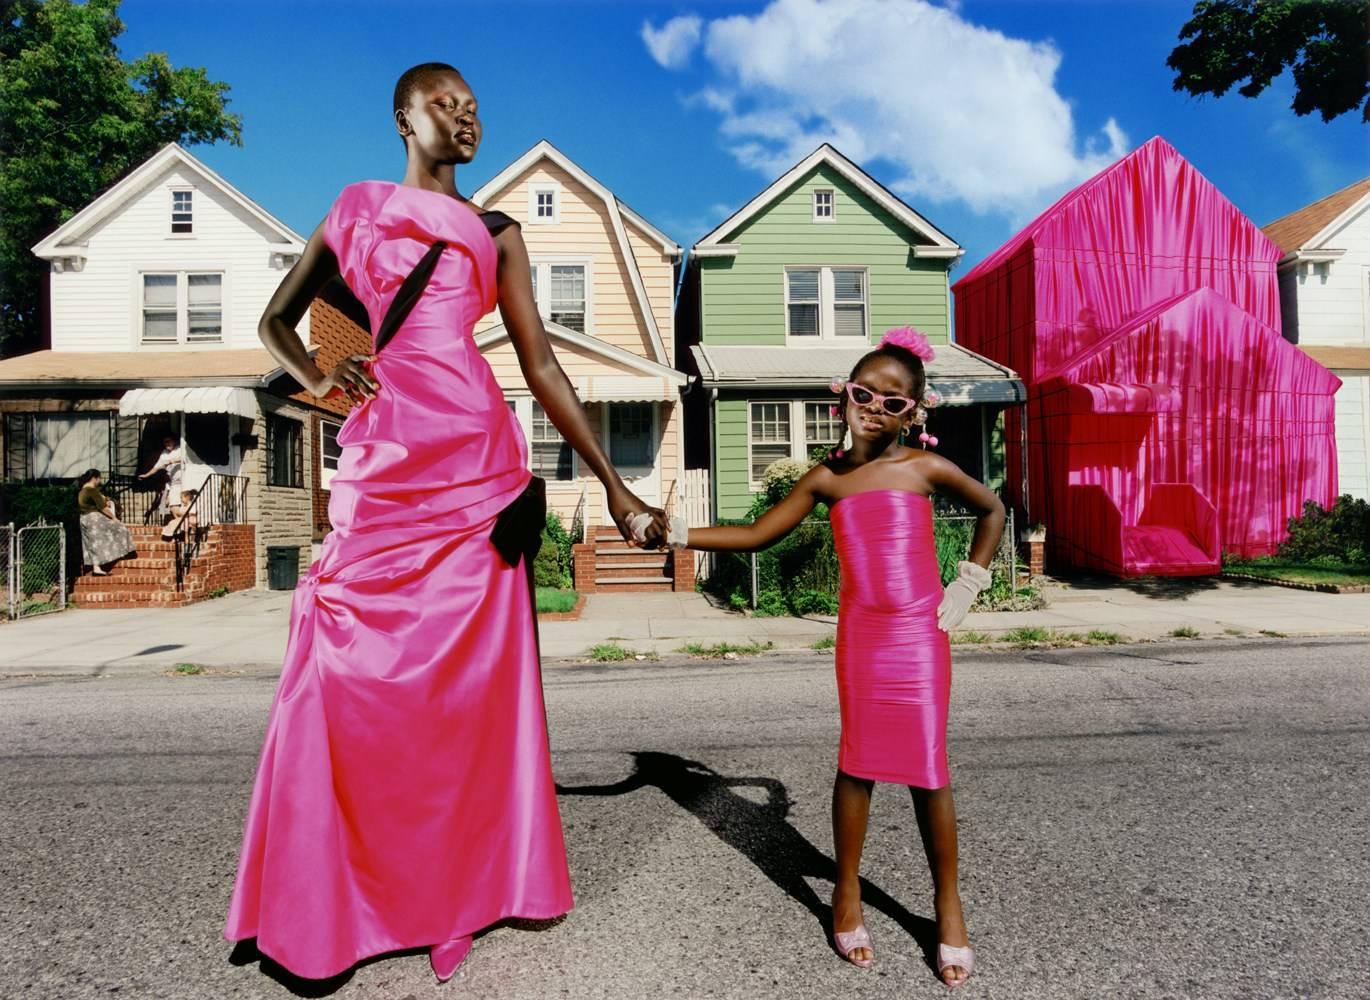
top-left (694, 143), bottom-right (960, 254)
top-left (471, 140), bottom-right (678, 366)
top-left (474, 320), bottom-right (688, 386)
top-left (31, 144), bottom-right (305, 259)
top-left (955, 136), bottom-right (1281, 289)
top-left (1263, 176), bottom-right (1370, 254)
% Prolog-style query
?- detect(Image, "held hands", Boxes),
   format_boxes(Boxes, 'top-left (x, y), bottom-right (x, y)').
top-left (607, 487), bottom-right (668, 549)
top-left (630, 512), bottom-right (688, 549)
top-left (936, 561), bottom-right (993, 632)
top-left (313, 355), bottom-right (379, 404)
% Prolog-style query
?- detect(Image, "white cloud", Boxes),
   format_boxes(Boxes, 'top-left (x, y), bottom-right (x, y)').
top-left (642, 15), bottom-right (703, 70)
top-left (651, 0), bottom-right (1128, 216)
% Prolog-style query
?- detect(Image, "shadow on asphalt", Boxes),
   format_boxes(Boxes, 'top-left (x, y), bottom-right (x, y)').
top-left (558, 751), bottom-right (938, 964)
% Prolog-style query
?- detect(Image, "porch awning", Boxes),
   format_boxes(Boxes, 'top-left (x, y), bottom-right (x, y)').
top-left (118, 386), bottom-right (259, 419)
top-left (573, 375), bottom-right (678, 402)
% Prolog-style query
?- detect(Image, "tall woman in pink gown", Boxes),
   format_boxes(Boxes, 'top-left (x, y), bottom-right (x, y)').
top-left (224, 63), bottom-right (665, 982)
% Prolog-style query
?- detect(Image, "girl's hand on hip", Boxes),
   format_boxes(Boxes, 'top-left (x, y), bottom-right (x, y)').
top-left (314, 355), bottom-right (378, 403)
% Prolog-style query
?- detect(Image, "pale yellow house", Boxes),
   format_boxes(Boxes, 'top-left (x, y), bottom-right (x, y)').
top-left (472, 141), bottom-right (688, 534)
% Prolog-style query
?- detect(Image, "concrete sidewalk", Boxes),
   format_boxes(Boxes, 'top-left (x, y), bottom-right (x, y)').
top-left (1, 576), bottom-right (1367, 677)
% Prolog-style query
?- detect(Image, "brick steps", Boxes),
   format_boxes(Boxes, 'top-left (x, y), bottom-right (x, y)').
top-left (572, 523), bottom-right (693, 594)
top-left (70, 523), bottom-right (256, 609)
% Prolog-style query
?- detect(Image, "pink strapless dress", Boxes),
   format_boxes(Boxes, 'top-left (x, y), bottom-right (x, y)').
top-left (224, 181), bottom-right (573, 978)
top-left (831, 490), bottom-right (952, 789)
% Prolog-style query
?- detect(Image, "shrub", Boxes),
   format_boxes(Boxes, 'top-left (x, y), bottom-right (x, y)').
top-left (1279, 495), bottom-right (1370, 565)
top-left (791, 588), bottom-right (839, 616)
top-left (544, 512), bottom-right (574, 587)
top-left (532, 535), bottom-right (564, 589)
top-left (0, 482), bottom-right (77, 527)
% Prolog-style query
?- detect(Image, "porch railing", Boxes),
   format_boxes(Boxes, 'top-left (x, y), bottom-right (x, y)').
top-left (166, 474), bottom-right (249, 592)
top-left (103, 473), bottom-right (167, 526)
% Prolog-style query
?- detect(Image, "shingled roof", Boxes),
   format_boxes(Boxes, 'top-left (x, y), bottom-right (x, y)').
top-left (1263, 176), bottom-right (1370, 254)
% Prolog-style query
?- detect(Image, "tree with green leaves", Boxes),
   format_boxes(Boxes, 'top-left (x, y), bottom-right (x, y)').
top-left (1168, 0), bottom-right (1369, 123)
top-left (0, 0), bottom-right (243, 356)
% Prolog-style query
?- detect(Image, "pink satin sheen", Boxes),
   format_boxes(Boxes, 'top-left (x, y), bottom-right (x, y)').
top-left (223, 181), bottom-right (573, 979)
top-left (953, 137), bottom-right (1340, 572)
top-left (831, 490), bottom-right (951, 789)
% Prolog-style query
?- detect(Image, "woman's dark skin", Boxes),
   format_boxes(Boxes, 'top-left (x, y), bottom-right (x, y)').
top-left (687, 354), bottom-right (1005, 984)
top-left (256, 68), bottom-right (667, 547)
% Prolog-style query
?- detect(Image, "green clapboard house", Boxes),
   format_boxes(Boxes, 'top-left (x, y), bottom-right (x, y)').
top-left (678, 144), bottom-right (1025, 519)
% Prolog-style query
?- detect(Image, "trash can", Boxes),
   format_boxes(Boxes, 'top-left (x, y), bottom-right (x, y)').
top-left (267, 546), bottom-right (300, 590)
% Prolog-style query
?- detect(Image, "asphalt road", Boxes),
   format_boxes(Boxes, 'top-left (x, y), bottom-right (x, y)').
top-left (1, 638), bottom-right (1366, 1000)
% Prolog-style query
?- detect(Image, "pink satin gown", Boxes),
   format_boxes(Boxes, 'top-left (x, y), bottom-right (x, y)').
top-left (830, 490), bottom-right (952, 789)
top-left (224, 181), bottom-right (573, 979)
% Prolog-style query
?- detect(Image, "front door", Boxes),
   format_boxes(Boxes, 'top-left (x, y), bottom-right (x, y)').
top-left (605, 402), bottom-right (659, 507)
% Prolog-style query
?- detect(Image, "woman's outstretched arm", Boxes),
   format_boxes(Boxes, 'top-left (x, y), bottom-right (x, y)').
top-left (687, 466), bottom-right (826, 553)
top-left (492, 224), bottom-right (665, 546)
top-left (258, 223), bottom-right (379, 404)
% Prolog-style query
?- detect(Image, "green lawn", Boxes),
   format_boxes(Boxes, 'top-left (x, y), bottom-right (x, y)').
top-left (1224, 559), bottom-right (1370, 589)
top-left (536, 587), bottom-right (580, 614)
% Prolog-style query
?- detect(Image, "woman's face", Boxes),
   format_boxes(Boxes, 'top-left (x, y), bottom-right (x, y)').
top-left (400, 70), bottom-right (482, 164)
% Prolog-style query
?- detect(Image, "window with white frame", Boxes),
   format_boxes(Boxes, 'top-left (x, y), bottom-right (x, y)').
top-left (141, 272), bottom-right (223, 345)
top-left (320, 419), bottom-right (342, 489)
top-left (30, 413), bottom-right (110, 479)
top-left (171, 189), bottom-right (193, 234)
top-left (813, 189), bottom-right (834, 221)
top-left (749, 402), bottom-right (792, 485)
top-left (528, 260), bottom-right (590, 333)
top-left (750, 400), bottom-right (845, 486)
top-left (530, 401), bottom-right (573, 480)
top-left (784, 266), bottom-right (867, 342)
top-left (529, 184), bottom-right (559, 224)
top-left (786, 269), bottom-right (820, 338)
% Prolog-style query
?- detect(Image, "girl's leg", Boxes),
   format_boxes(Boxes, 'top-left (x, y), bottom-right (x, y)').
top-left (911, 783), bottom-right (970, 984)
top-left (832, 770), bottom-right (875, 962)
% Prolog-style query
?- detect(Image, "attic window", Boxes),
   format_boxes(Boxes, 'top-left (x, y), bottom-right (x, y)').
top-left (171, 189), bottom-right (193, 234)
top-left (813, 189), bottom-right (834, 222)
top-left (529, 184), bottom-right (559, 224)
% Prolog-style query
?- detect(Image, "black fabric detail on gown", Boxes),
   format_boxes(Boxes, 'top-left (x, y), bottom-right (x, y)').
top-left (479, 210), bottom-right (520, 237)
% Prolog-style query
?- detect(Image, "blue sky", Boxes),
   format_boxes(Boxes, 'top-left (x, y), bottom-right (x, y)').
top-left (118, 0), bottom-right (1366, 278)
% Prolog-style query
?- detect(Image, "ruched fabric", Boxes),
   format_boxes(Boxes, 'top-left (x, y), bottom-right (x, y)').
top-left (224, 181), bottom-right (573, 979)
top-left (831, 490), bottom-right (951, 789)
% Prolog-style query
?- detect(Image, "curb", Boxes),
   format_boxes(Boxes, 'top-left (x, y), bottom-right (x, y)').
top-left (1220, 572), bottom-right (1370, 594)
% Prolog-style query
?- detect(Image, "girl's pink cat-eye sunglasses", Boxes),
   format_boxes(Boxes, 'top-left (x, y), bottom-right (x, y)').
top-left (841, 381), bottom-right (916, 416)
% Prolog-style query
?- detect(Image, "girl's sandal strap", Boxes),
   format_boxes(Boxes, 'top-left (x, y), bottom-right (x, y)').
top-left (937, 943), bottom-right (975, 987)
top-left (833, 924), bottom-right (874, 968)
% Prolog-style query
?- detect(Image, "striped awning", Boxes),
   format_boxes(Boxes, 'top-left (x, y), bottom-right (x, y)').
top-left (118, 386), bottom-right (259, 419)
top-left (573, 375), bottom-right (678, 402)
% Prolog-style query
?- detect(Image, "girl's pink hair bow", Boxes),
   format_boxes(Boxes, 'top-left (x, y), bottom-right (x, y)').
top-left (880, 326), bottom-right (935, 363)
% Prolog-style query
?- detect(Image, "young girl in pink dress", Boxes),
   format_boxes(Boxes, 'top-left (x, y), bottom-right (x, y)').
top-left (224, 63), bottom-right (665, 982)
top-left (682, 328), bottom-right (1004, 988)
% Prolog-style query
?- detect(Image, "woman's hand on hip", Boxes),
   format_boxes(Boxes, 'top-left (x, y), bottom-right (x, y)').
top-left (313, 355), bottom-right (378, 403)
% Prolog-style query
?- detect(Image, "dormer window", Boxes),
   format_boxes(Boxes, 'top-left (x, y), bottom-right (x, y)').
top-left (171, 189), bottom-right (193, 234)
top-left (813, 189), bottom-right (834, 221)
top-left (529, 183), bottom-right (559, 224)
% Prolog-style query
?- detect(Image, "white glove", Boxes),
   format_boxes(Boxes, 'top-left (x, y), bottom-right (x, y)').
top-left (628, 513), bottom-right (688, 548)
top-left (937, 561), bottom-right (993, 632)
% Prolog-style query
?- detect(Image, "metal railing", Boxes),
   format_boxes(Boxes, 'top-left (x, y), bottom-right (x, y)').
top-left (165, 474), bottom-right (248, 592)
top-left (103, 473), bottom-right (168, 526)
top-left (570, 487), bottom-right (588, 545)
top-left (1, 522), bottom-right (12, 621)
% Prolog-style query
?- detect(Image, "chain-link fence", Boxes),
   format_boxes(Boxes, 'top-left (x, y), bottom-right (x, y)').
top-left (12, 521), bottom-right (66, 619)
top-left (1, 523), bottom-right (13, 622)
top-left (707, 507), bottom-right (1020, 613)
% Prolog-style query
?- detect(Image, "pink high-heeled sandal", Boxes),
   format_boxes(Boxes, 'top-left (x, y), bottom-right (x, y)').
top-left (430, 935), bottom-right (474, 983)
top-left (937, 942), bottom-right (974, 988)
top-left (832, 924), bottom-right (874, 969)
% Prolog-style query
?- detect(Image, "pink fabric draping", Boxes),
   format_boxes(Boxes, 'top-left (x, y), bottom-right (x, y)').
top-left (952, 137), bottom-right (1340, 574)
top-left (224, 182), bottom-right (574, 979)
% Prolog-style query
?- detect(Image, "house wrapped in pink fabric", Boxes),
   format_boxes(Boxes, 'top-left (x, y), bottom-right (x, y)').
top-left (953, 137), bottom-right (1340, 575)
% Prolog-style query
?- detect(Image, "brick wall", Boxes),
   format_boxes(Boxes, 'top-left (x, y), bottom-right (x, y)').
top-left (573, 543), bottom-right (597, 593)
top-left (196, 523), bottom-right (257, 595)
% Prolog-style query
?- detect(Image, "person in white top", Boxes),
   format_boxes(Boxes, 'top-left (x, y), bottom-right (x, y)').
top-left (139, 436), bottom-right (184, 517)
